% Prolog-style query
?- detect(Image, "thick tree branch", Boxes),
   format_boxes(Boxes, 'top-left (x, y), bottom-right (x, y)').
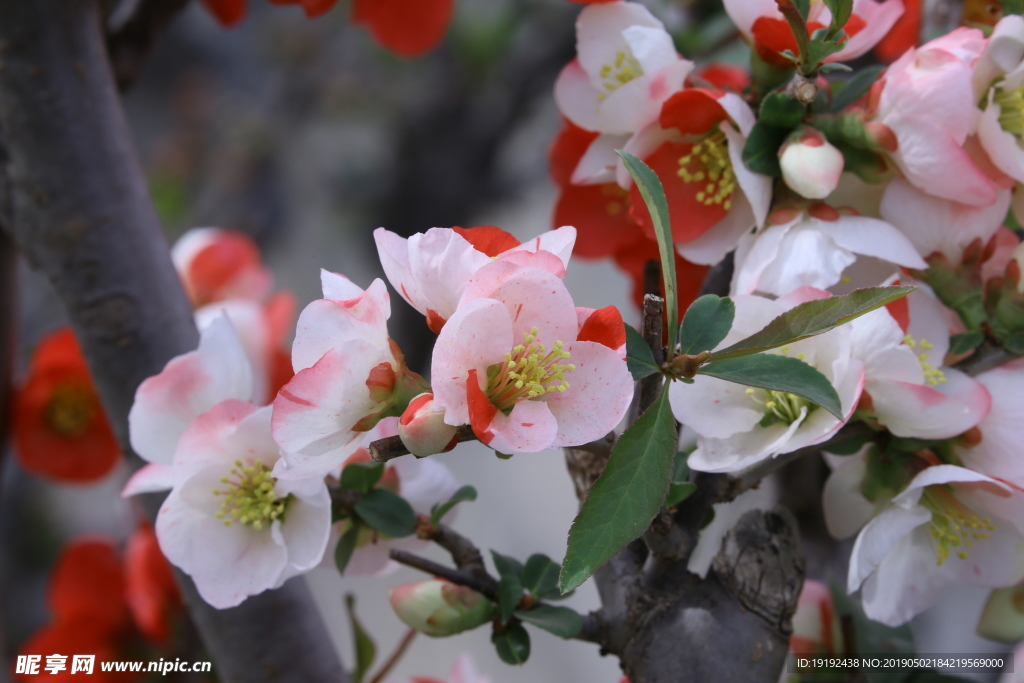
top-left (0, 3), bottom-right (345, 680)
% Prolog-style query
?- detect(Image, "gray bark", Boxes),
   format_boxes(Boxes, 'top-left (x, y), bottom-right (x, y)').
top-left (0, 2), bottom-right (347, 680)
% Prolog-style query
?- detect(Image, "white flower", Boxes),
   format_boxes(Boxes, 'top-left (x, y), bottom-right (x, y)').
top-left (849, 465), bottom-right (1024, 626)
top-left (670, 291), bottom-right (865, 473)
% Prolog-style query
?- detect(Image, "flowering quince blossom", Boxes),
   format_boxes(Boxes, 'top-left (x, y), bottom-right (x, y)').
top-left (628, 87), bottom-right (772, 266)
top-left (332, 418), bottom-right (461, 576)
top-left (790, 580), bottom-right (844, 656)
top-left (12, 327), bottom-right (121, 483)
top-left (374, 225), bottom-right (576, 333)
top-left (731, 203), bottom-right (926, 296)
top-left (880, 177), bottom-right (1013, 263)
top-left (670, 291), bottom-right (865, 473)
top-left (389, 579), bottom-right (494, 637)
top-left (724, 0), bottom-right (903, 67)
top-left (848, 464), bottom-right (1024, 626)
top-left (124, 317), bottom-right (330, 608)
top-left (554, 1), bottom-right (694, 185)
top-left (778, 127), bottom-right (845, 200)
top-left (956, 358), bottom-right (1024, 488)
top-left (271, 270), bottom-right (428, 479)
top-left (389, 653), bottom-right (490, 683)
top-left (431, 259), bottom-right (633, 455)
top-left (865, 27), bottom-right (1000, 206)
top-left (849, 286), bottom-right (991, 440)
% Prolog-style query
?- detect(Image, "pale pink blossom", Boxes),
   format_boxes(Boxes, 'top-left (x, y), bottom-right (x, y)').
top-left (374, 226), bottom-right (576, 333)
top-left (398, 393), bottom-right (461, 457)
top-left (956, 358), bottom-right (1024, 489)
top-left (732, 205), bottom-right (926, 296)
top-left (272, 271), bottom-right (427, 480)
top-left (554, 1), bottom-right (693, 184)
top-left (670, 292), bottom-right (865, 473)
top-left (849, 465), bottom-right (1024, 626)
top-left (880, 177), bottom-right (1012, 262)
top-left (869, 29), bottom-right (998, 205)
top-left (431, 259), bottom-right (633, 455)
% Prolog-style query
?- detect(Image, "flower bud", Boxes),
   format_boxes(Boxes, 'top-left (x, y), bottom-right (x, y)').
top-left (398, 393), bottom-right (460, 457)
top-left (779, 127), bottom-right (844, 200)
top-left (790, 580), bottom-right (843, 656)
top-left (388, 579), bottom-right (493, 637)
top-left (977, 586), bottom-right (1024, 643)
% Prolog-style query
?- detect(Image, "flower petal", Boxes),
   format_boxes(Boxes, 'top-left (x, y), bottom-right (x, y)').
top-left (291, 278), bottom-right (392, 373)
top-left (544, 340), bottom-right (633, 447)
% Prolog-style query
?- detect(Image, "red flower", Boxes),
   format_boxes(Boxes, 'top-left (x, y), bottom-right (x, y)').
top-left (352, 0), bottom-right (454, 57)
top-left (125, 525), bottom-right (181, 644)
top-left (874, 0), bottom-right (920, 62)
top-left (612, 231), bottom-right (709, 311)
top-left (13, 328), bottom-right (120, 483)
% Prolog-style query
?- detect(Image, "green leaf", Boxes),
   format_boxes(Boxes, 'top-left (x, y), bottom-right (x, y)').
top-left (560, 386), bottom-right (677, 593)
top-left (824, 0), bottom-right (853, 36)
top-left (491, 550), bottom-right (524, 580)
top-left (345, 594), bottom-right (377, 683)
top-left (679, 295), bottom-right (735, 355)
top-left (521, 554), bottom-right (560, 599)
top-left (741, 121), bottom-right (789, 176)
top-left (617, 150), bottom-right (678, 356)
top-left (498, 575), bottom-right (524, 625)
top-left (340, 461), bottom-right (385, 493)
top-left (818, 62), bottom-right (851, 73)
top-left (492, 622), bottom-right (531, 665)
top-left (355, 489), bottom-right (417, 538)
top-left (514, 605), bottom-right (583, 638)
top-left (625, 323), bottom-right (661, 380)
top-left (1005, 0), bottom-right (1024, 16)
top-left (948, 331), bottom-right (985, 355)
top-left (671, 450), bottom-right (690, 483)
top-left (759, 92), bottom-right (806, 128)
top-left (794, 0), bottom-right (811, 18)
top-left (666, 482), bottom-right (697, 508)
top-left (828, 65), bottom-right (884, 113)
top-left (712, 286), bottom-right (915, 361)
top-left (430, 485), bottom-right (477, 525)
top-left (804, 38), bottom-right (844, 69)
top-left (698, 354), bottom-right (843, 420)
top-left (334, 523), bottom-right (361, 575)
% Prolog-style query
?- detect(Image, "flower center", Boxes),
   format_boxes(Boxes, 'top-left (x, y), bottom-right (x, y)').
top-left (598, 50), bottom-right (643, 101)
top-left (485, 327), bottom-right (575, 413)
top-left (213, 460), bottom-right (291, 530)
top-left (46, 382), bottom-right (98, 437)
top-left (677, 129), bottom-right (736, 210)
top-left (903, 334), bottom-right (946, 386)
top-left (994, 85), bottom-right (1024, 137)
top-left (746, 387), bottom-right (812, 425)
top-left (921, 486), bottom-right (996, 565)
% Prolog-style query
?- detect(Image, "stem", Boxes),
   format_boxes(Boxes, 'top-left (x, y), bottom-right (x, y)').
top-left (367, 629), bottom-right (417, 683)
top-left (369, 429), bottom-right (476, 462)
top-left (954, 343), bottom-right (1021, 377)
top-left (389, 549), bottom-right (499, 599)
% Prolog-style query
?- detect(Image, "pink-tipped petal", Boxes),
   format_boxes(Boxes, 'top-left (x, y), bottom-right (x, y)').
top-left (544, 340), bottom-right (632, 447)
top-left (291, 279), bottom-right (392, 373)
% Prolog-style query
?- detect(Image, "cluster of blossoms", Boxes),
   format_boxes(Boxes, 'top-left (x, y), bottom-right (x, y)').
top-left (123, 223), bottom-right (633, 607)
top-left (553, 0), bottom-right (1024, 629)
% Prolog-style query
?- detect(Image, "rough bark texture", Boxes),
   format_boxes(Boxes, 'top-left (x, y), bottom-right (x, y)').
top-left (0, 2), bottom-right (347, 680)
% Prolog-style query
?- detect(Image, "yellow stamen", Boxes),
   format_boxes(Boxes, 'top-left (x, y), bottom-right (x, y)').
top-left (597, 50), bottom-right (643, 101)
top-left (486, 327), bottom-right (575, 412)
top-left (677, 129), bottom-right (736, 210)
top-left (921, 486), bottom-right (996, 565)
top-left (903, 333), bottom-right (946, 386)
top-left (46, 383), bottom-right (97, 437)
top-left (994, 85), bottom-right (1024, 137)
top-left (213, 460), bottom-right (290, 529)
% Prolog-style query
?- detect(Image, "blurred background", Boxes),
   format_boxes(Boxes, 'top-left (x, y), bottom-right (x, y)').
top-left (0, 0), bottom-right (1013, 681)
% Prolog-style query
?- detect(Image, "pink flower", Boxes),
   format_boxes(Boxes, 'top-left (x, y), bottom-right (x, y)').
top-left (868, 28), bottom-right (998, 205)
top-left (724, 0), bottom-right (904, 67)
top-left (171, 228), bottom-right (272, 307)
top-left (333, 418), bottom-right (462, 577)
top-left (880, 177), bottom-right (1012, 262)
top-left (399, 393), bottom-right (461, 457)
top-left (554, 1), bottom-right (693, 183)
top-left (431, 259), bottom-right (633, 455)
top-left (790, 580), bottom-right (844, 656)
top-left (956, 358), bottom-right (1024, 489)
top-left (670, 291), bottom-right (865, 473)
top-left (732, 204), bottom-right (926, 296)
top-left (848, 464), bottom-right (1024, 626)
top-left (272, 271), bottom-right (427, 480)
top-left (374, 225), bottom-right (576, 333)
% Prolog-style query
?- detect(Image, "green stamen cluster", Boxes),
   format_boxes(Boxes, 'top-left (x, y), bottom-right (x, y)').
top-left (677, 129), bottom-right (735, 209)
top-left (486, 327), bottom-right (575, 412)
top-left (994, 85), bottom-right (1024, 137)
top-left (46, 383), bottom-right (97, 437)
top-left (598, 50), bottom-right (643, 101)
top-left (747, 387), bottom-right (812, 425)
top-left (213, 460), bottom-right (290, 530)
top-left (922, 487), bottom-right (996, 565)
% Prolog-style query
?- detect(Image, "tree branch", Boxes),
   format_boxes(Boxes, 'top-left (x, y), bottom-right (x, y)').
top-left (367, 629), bottom-right (417, 683)
top-left (0, 3), bottom-right (345, 680)
top-left (955, 342), bottom-right (1021, 376)
top-left (369, 429), bottom-right (475, 462)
